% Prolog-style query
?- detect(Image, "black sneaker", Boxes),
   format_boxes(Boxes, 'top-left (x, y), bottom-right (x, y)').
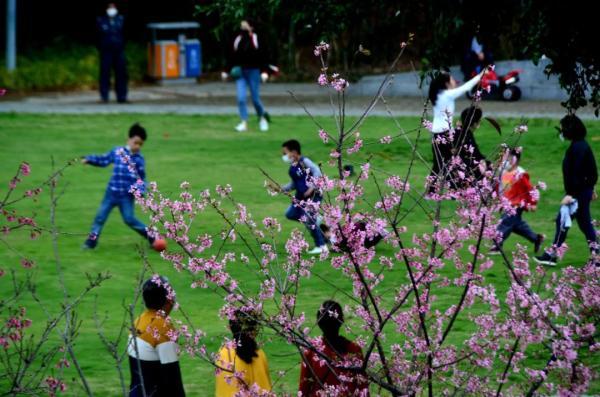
top-left (534, 252), bottom-right (557, 266)
top-left (534, 234), bottom-right (544, 254)
top-left (82, 238), bottom-right (98, 250)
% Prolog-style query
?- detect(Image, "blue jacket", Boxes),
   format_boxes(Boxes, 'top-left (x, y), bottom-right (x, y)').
top-left (85, 146), bottom-right (145, 194)
top-left (97, 15), bottom-right (125, 50)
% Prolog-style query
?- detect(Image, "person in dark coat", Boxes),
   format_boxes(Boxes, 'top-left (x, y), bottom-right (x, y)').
top-left (97, 2), bottom-right (128, 103)
top-left (222, 19), bottom-right (276, 132)
top-left (456, 106), bottom-right (492, 181)
top-left (461, 35), bottom-right (494, 81)
top-left (535, 115), bottom-right (598, 266)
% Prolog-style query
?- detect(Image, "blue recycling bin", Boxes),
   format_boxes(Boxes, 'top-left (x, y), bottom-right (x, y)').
top-left (185, 39), bottom-right (202, 77)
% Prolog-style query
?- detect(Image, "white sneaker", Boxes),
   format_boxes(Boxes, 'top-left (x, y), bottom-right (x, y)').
top-left (235, 121), bottom-right (248, 132)
top-left (308, 245), bottom-right (328, 255)
top-left (259, 117), bottom-right (269, 132)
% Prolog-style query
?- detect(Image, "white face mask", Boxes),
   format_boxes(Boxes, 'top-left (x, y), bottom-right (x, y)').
top-left (559, 133), bottom-right (565, 142)
top-left (282, 154), bottom-right (292, 164)
top-left (107, 8), bottom-right (118, 17)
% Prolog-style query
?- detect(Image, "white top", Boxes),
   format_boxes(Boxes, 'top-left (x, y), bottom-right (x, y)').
top-left (431, 73), bottom-right (482, 133)
top-left (127, 335), bottom-right (179, 364)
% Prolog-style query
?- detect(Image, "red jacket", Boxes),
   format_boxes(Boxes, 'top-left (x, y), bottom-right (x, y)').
top-left (299, 337), bottom-right (369, 396)
top-left (501, 167), bottom-right (537, 210)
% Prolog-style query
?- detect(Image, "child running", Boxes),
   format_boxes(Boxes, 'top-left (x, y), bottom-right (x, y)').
top-left (81, 123), bottom-right (155, 249)
top-left (275, 139), bottom-right (327, 255)
top-left (490, 148), bottom-right (543, 255)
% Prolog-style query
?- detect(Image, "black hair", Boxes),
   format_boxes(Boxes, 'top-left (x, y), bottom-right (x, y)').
top-left (142, 277), bottom-right (169, 310)
top-left (343, 164), bottom-right (355, 176)
top-left (282, 139), bottom-right (301, 154)
top-left (560, 115), bottom-right (587, 141)
top-left (508, 148), bottom-right (521, 162)
top-left (460, 106), bottom-right (483, 130)
top-left (129, 123), bottom-right (147, 141)
top-left (229, 310), bottom-right (259, 364)
top-left (317, 300), bottom-right (350, 355)
top-left (319, 223), bottom-right (330, 234)
top-left (428, 71), bottom-right (451, 106)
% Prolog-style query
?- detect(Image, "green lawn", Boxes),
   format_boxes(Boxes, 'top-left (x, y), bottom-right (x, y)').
top-left (0, 113), bottom-right (598, 395)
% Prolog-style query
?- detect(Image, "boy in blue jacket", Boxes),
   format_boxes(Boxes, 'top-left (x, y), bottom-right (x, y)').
top-left (279, 139), bottom-right (327, 255)
top-left (82, 123), bottom-right (153, 249)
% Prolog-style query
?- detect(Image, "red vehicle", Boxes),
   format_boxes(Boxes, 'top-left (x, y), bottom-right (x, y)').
top-left (467, 68), bottom-right (522, 101)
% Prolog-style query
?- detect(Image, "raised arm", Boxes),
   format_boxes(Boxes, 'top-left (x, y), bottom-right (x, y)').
top-left (445, 71), bottom-right (483, 99)
top-left (84, 148), bottom-right (115, 167)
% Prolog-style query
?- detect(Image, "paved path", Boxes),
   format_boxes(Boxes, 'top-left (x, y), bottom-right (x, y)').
top-left (0, 82), bottom-right (597, 120)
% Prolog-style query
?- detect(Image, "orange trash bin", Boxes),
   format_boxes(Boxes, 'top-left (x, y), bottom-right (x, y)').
top-left (147, 40), bottom-right (179, 78)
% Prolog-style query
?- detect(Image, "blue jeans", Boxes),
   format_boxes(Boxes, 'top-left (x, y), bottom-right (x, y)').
top-left (89, 189), bottom-right (148, 241)
top-left (497, 208), bottom-right (538, 247)
top-left (236, 68), bottom-right (264, 121)
top-left (552, 188), bottom-right (597, 251)
top-left (285, 201), bottom-right (325, 247)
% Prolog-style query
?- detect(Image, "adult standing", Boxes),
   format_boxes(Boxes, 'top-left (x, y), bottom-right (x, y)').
top-left (461, 36), bottom-right (494, 81)
top-left (535, 115), bottom-right (598, 266)
top-left (97, 2), bottom-right (128, 103)
top-left (427, 70), bottom-right (484, 191)
top-left (222, 19), bottom-right (273, 132)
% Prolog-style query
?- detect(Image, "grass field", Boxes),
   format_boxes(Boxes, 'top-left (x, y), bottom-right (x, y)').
top-left (1, 113), bottom-right (599, 395)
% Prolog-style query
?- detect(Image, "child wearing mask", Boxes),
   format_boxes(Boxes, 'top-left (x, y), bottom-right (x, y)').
top-left (273, 139), bottom-right (327, 255)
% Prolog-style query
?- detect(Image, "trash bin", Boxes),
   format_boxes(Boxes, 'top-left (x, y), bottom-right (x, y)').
top-left (147, 40), bottom-right (179, 78)
top-left (185, 39), bottom-right (202, 77)
top-left (146, 22), bottom-right (201, 82)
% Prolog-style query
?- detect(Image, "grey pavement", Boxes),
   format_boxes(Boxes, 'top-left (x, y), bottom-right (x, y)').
top-left (0, 81), bottom-right (597, 120)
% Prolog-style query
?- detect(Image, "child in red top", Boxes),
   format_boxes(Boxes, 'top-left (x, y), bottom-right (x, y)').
top-left (490, 148), bottom-right (543, 255)
top-left (299, 300), bottom-right (369, 397)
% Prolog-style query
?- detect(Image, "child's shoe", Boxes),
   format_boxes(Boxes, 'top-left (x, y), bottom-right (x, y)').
top-left (308, 245), bottom-right (328, 255)
top-left (534, 252), bottom-right (557, 266)
top-left (259, 117), bottom-right (269, 132)
top-left (82, 235), bottom-right (98, 250)
top-left (235, 121), bottom-right (248, 132)
top-left (488, 247), bottom-right (502, 256)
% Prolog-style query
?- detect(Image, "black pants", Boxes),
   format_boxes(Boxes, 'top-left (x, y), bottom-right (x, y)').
top-left (552, 188), bottom-right (597, 252)
top-left (497, 208), bottom-right (538, 247)
top-left (429, 133), bottom-right (455, 191)
top-left (99, 47), bottom-right (128, 102)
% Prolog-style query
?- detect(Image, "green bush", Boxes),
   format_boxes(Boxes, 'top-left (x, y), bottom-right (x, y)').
top-left (0, 43), bottom-right (146, 92)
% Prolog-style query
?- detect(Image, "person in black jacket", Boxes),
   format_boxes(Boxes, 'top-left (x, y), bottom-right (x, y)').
top-left (456, 106), bottom-right (492, 181)
top-left (221, 19), bottom-right (273, 132)
top-left (535, 115), bottom-right (598, 266)
top-left (97, 2), bottom-right (128, 103)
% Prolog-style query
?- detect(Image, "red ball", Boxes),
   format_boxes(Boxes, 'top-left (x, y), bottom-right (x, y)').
top-left (152, 239), bottom-right (167, 252)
